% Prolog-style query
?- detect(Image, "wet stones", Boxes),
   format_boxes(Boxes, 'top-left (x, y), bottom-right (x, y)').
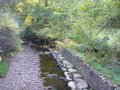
top-left (51, 50), bottom-right (89, 90)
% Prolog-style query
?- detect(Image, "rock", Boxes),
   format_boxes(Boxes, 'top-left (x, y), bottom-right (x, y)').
top-left (68, 81), bottom-right (76, 90)
top-left (76, 79), bottom-right (88, 90)
top-left (64, 72), bottom-right (69, 76)
top-left (59, 63), bottom-right (63, 67)
top-left (52, 53), bottom-right (58, 59)
top-left (59, 76), bottom-right (66, 81)
top-left (114, 87), bottom-right (120, 90)
top-left (47, 86), bottom-right (52, 89)
top-left (59, 57), bottom-right (65, 60)
top-left (56, 59), bottom-right (63, 64)
top-left (68, 68), bottom-right (77, 73)
top-left (58, 59), bottom-right (63, 62)
top-left (68, 69), bottom-right (77, 79)
top-left (39, 52), bottom-right (44, 55)
top-left (58, 54), bottom-right (65, 60)
top-left (63, 60), bottom-right (73, 67)
top-left (66, 74), bottom-right (72, 81)
top-left (58, 54), bottom-right (62, 57)
top-left (64, 72), bottom-right (72, 81)
top-left (61, 67), bottom-right (67, 72)
top-left (53, 51), bottom-right (60, 54)
top-left (0, 56), bottom-right (2, 61)
top-left (73, 73), bottom-right (82, 80)
top-left (44, 51), bottom-right (51, 55)
top-left (66, 64), bottom-right (73, 68)
top-left (47, 74), bottom-right (58, 79)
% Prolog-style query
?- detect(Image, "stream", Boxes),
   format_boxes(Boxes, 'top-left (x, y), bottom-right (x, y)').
top-left (40, 52), bottom-right (71, 90)
top-left (31, 44), bottom-right (71, 90)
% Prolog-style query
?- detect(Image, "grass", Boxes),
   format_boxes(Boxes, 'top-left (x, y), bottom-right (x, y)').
top-left (61, 40), bottom-right (120, 85)
top-left (0, 61), bottom-right (9, 78)
top-left (72, 49), bottom-right (120, 85)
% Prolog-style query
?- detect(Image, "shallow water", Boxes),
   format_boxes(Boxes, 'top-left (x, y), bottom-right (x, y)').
top-left (40, 53), bottom-right (71, 90)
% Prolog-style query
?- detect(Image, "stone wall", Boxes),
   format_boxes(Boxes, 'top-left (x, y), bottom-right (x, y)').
top-left (61, 48), bottom-right (120, 90)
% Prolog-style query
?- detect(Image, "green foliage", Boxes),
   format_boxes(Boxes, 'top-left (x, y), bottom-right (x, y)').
top-left (14, 0), bottom-right (120, 85)
top-left (0, 61), bottom-right (8, 78)
top-left (0, 13), bottom-right (19, 29)
top-left (0, 12), bottom-right (22, 55)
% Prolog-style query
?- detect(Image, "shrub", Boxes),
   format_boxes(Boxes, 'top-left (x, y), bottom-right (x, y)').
top-left (0, 61), bottom-right (8, 78)
top-left (0, 27), bottom-right (21, 56)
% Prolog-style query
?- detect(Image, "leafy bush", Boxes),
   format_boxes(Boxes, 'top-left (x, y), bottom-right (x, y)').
top-left (0, 12), bottom-right (21, 56)
top-left (14, 0), bottom-right (120, 85)
top-left (0, 27), bottom-right (21, 56)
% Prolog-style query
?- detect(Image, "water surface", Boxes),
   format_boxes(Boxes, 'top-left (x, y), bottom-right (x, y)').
top-left (40, 53), bottom-right (71, 90)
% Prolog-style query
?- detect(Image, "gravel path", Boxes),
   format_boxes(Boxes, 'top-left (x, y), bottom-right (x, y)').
top-left (0, 45), bottom-right (44, 90)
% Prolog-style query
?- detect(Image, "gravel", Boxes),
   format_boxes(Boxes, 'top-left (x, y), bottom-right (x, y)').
top-left (0, 45), bottom-right (44, 90)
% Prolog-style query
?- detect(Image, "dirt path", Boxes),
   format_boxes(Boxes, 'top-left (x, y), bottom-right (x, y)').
top-left (0, 45), bottom-right (44, 90)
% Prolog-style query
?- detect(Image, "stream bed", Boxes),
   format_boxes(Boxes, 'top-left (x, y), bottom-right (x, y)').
top-left (40, 53), bottom-right (71, 90)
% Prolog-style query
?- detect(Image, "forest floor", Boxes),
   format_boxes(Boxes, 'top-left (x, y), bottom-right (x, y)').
top-left (0, 45), bottom-right (44, 90)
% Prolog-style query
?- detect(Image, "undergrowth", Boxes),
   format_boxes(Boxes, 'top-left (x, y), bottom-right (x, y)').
top-left (0, 61), bottom-right (8, 78)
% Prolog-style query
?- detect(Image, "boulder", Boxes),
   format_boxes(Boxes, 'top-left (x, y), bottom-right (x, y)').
top-left (73, 73), bottom-right (82, 80)
top-left (68, 68), bottom-right (77, 73)
top-left (66, 64), bottom-right (73, 68)
top-left (58, 59), bottom-right (63, 63)
top-left (76, 79), bottom-right (88, 90)
top-left (68, 81), bottom-right (76, 90)
top-left (59, 56), bottom-right (65, 60)
top-left (52, 53), bottom-right (58, 59)
top-left (66, 74), bottom-right (72, 81)
top-left (61, 67), bottom-right (67, 72)
top-left (58, 62), bottom-right (63, 67)
top-left (64, 72), bottom-right (72, 81)
top-left (64, 72), bottom-right (69, 76)
top-left (63, 60), bottom-right (73, 68)
top-left (58, 54), bottom-right (65, 60)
